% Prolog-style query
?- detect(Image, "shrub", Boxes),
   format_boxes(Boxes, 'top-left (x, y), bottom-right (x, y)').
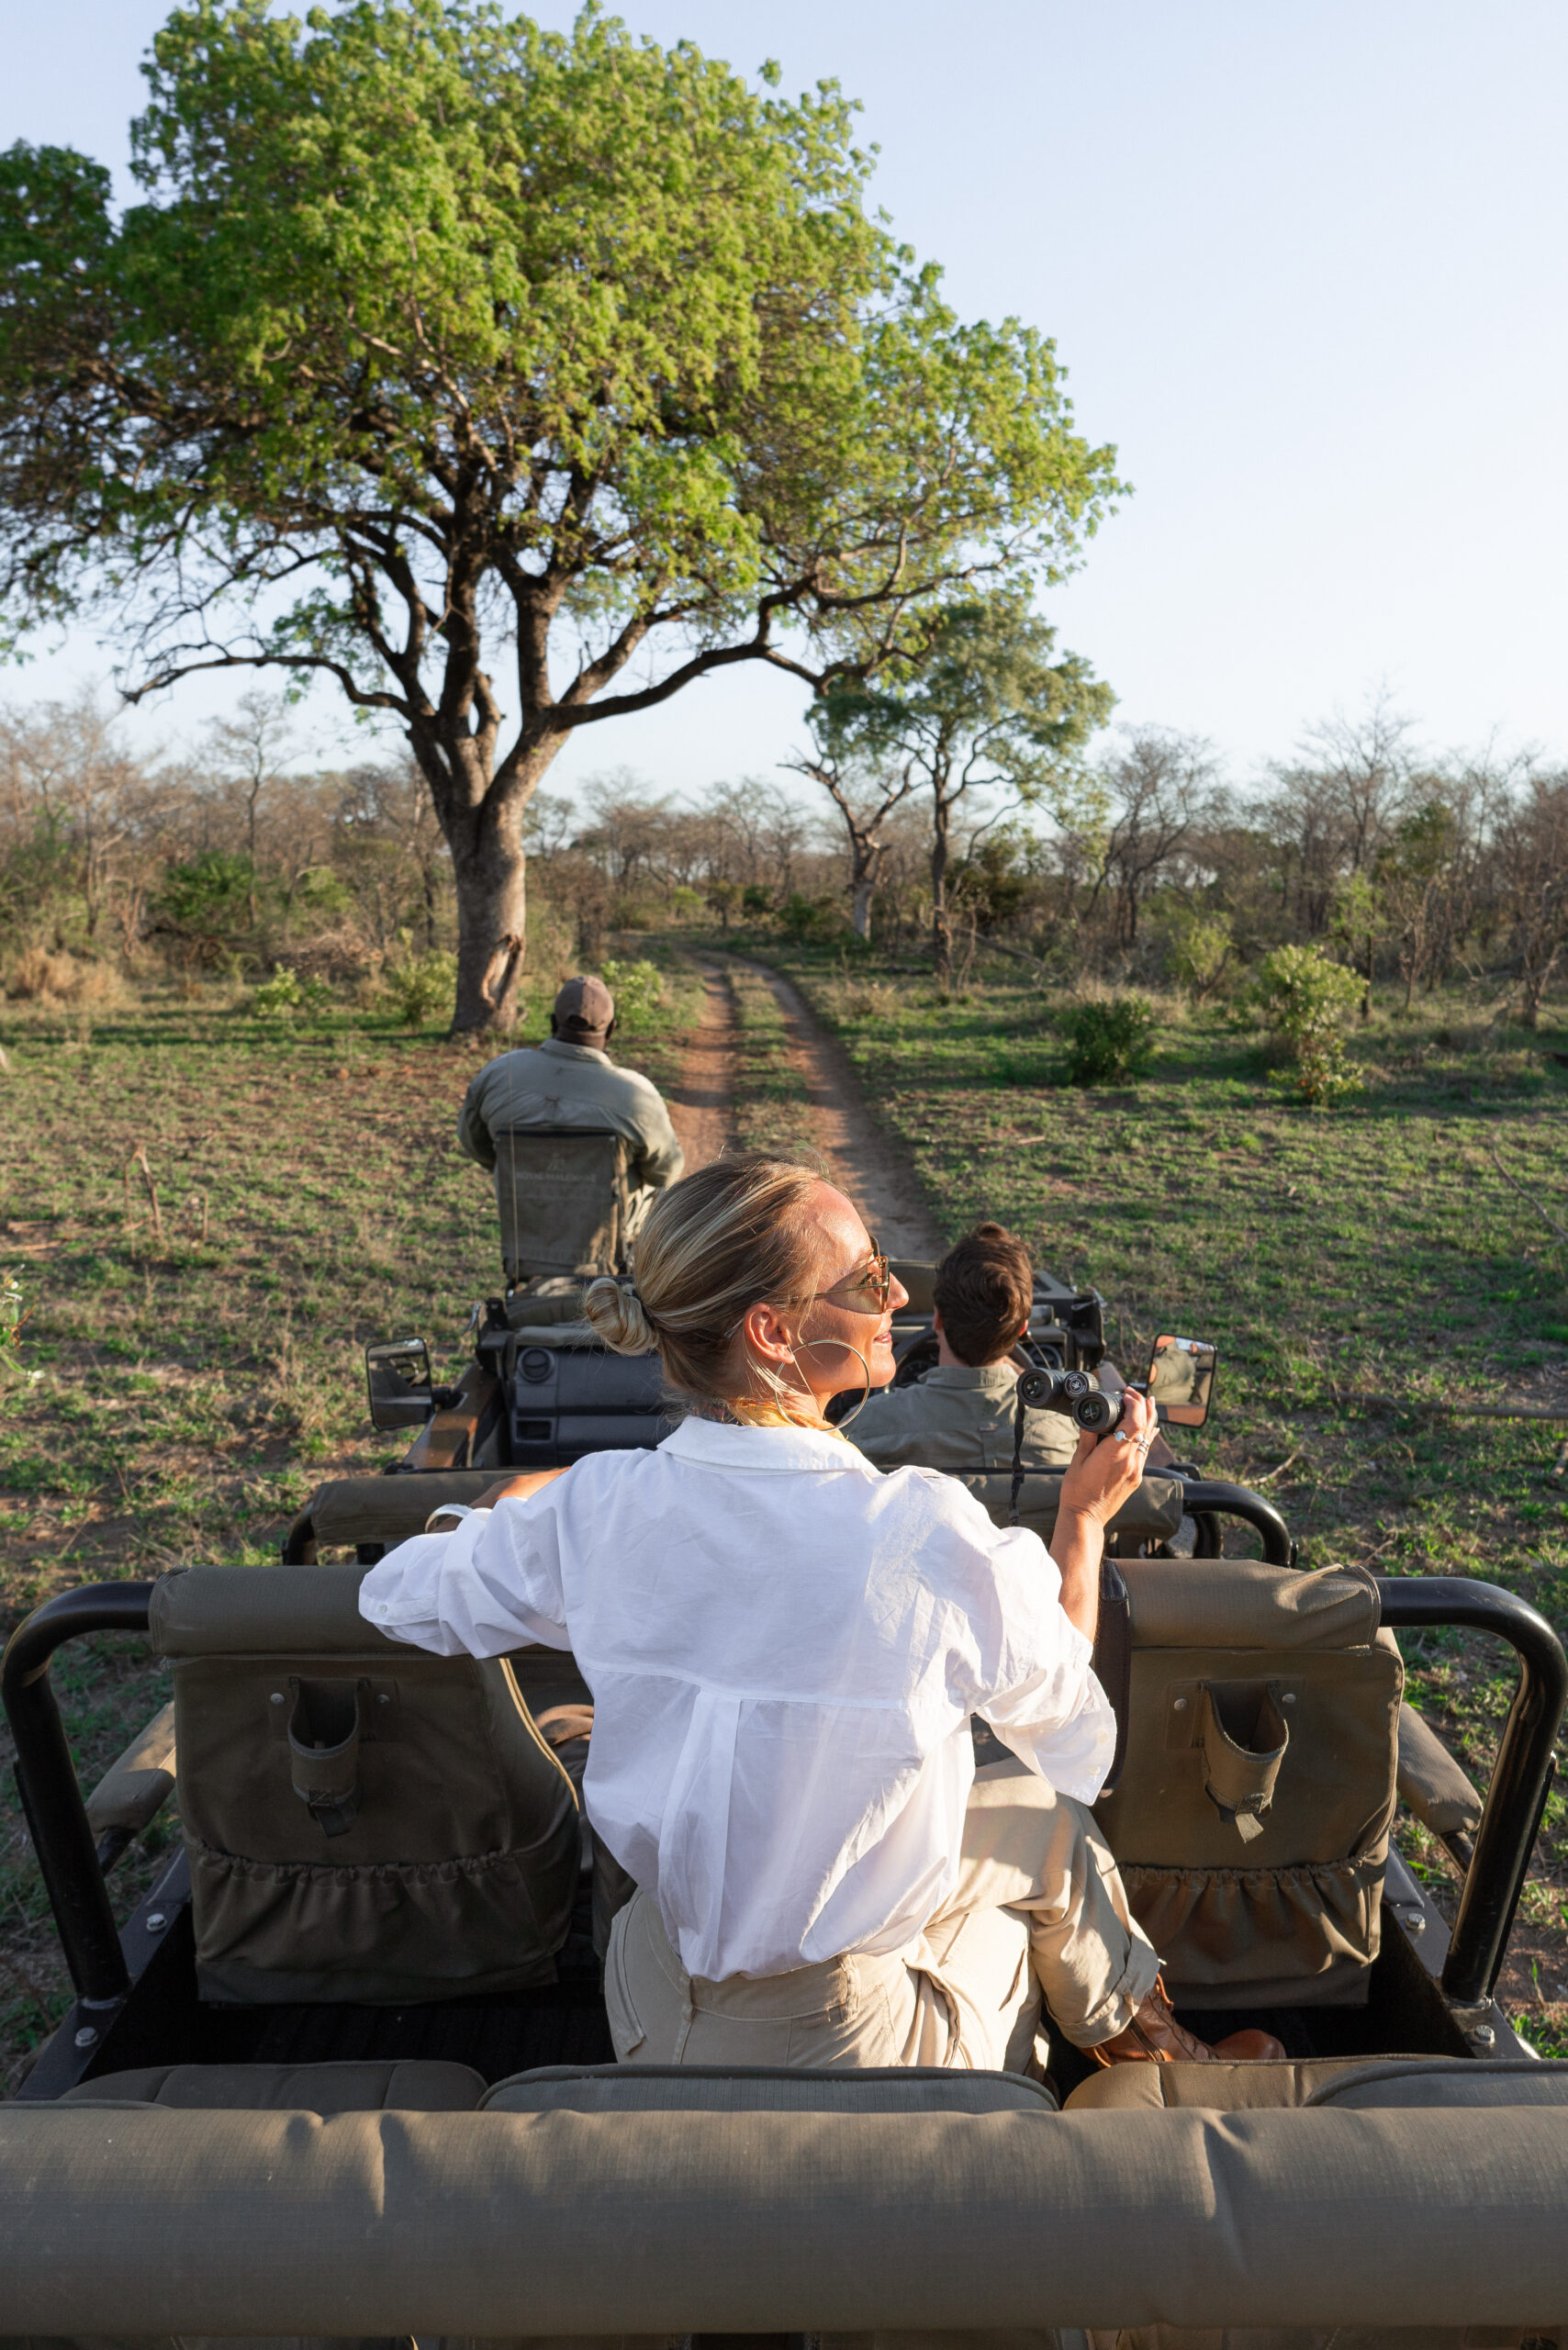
top-left (1253, 945), bottom-right (1362, 1107)
top-left (6, 947), bottom-right (126, 1007)
top-left (1167, 912), bottom-right (1234, 1000)
top-left (0, 1271), bottom-right (39, 1407)
top-left (600, 956), bottom-right (664, 1030)
top-left (1062, 995), bottom-right (1157, 1086)
top-left (381, 949), bottom-right (456, 1027)
top-left (253, 965), bottom-right (334, 1019)
top-left (157, 851), bottom-right (255, 934)
top-left (780, 891), bottom-right (837, 943)
top-left (7, 946), bottom-right (79, 1002)
top-left (741, 883), bottom-right (773, 918)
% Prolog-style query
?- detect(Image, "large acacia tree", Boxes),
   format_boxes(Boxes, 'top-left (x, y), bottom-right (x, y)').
top-left (0, 0), bottom-right (1121, 1031)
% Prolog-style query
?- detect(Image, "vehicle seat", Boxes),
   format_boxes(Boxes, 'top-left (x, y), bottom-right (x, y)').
top-left (479, 2062), bottom-right (1058, 2113)
top-left (959, 1468), bottom-right (1184, 1550)
top-left (151, 1562), bottom-right (580, 2005)
top-left (1066, 2054), bottom-right (1568, 2112)
top-left (492, 1127), bottom-right (633, 1282)
top-left (1092, 1560), bottom-right (1401, 2008)
top-left (62, 2059), bottom-right (486, 2110)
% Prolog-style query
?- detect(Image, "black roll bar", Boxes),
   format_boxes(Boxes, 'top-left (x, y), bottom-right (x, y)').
top-left (1376, 1575), bottom-right (1567, 2009)
top-left (983, 1469), bottom-right (1294, 1567)
top-left (1, 1583), bottom-right (155, 2008)
top-left (4, 1571), bottom-right (1562, 2031)
top-left (1175, 1479), bottom-right (1293, 1566)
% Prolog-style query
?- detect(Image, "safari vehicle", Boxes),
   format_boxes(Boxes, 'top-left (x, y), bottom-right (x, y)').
top-left (282, 1259), bottom-right (1298, 1570)
top-left (4, 1551), bottom-right (1567, 2341)
top-left (4, 1261), bottom-right (1568, 2343)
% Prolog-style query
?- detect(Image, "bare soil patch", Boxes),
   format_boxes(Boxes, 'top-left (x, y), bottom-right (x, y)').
top-left (665, 964), bottom-right (737, 1172)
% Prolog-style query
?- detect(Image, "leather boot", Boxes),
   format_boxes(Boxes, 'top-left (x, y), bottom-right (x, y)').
top-left (1093, 1975), bottom-right (1286, 2066)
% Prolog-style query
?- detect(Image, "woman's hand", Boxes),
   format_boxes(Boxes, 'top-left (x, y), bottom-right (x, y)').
top-left (1057, 1387), bottom-right (1159, 1528)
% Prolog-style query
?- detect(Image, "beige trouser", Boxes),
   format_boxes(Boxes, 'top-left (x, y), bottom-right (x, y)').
top-left (604, 1758), bottom-right (1161, 2071)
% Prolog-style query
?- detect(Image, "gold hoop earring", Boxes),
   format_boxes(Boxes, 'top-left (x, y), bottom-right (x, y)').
top-left (792, 1336), bottom-right (874, 1428)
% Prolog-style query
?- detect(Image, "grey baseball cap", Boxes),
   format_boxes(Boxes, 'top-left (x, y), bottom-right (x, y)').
top-left (553, 974), bottom-right (616, 1037)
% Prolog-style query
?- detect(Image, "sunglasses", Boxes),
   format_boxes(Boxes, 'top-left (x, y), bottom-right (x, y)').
top-left (813, 1236), bottom-right (891, 1315)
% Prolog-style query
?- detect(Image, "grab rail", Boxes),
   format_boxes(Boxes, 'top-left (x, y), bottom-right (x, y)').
top-left (2, 1583), bottom-right (154, 2007)
top-left (1375, 1575), bottom-right (1566, 2009)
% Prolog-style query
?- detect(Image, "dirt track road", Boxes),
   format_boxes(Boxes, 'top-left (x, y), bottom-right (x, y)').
top-left (666, 957), bottom-right (942, 1259)
top-left (740, 961), bottom-right (943, 1259)
top-left (665, 965), bottom-right (737, 1173)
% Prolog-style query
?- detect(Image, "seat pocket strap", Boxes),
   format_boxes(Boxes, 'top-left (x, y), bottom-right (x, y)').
top-left (1196, 1680), bottom-right (1289, 1843)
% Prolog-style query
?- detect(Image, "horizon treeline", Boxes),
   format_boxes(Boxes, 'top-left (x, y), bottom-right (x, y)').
top-left (2, 687), bottom-right (1564, 1028)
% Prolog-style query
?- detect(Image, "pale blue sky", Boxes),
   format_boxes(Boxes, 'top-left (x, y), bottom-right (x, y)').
top-left (5, 0), bottom-right (1565, 797)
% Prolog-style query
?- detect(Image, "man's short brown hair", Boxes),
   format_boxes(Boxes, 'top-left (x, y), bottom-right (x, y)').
top-left (933, 1223), bottom-right (1034, 1366)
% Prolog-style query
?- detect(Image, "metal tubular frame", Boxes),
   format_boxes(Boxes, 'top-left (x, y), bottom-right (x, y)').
top-left (1175, 1479), bottom-right (1294, 1565)
top-left (2, 1583), bottom-right (155, 2006)
top-left (4, 1572), bottom-right (1562, 2037)
top-left (1375, 1575), bottom-right (1567, 2009)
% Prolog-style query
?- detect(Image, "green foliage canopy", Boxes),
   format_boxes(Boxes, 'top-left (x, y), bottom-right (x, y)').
top-left (0, 2), bottom-right (1122, 1027)
top-left (0, 1), bottom-right (1117, 736)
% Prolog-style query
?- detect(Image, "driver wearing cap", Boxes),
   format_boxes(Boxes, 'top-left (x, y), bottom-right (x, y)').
top-left (458, 974), bottom-right (685, 1289)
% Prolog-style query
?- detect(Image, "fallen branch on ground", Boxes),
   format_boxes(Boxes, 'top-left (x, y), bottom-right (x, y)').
top-left (1491, 1144), bottom-right (1568, 1245)
top-left (1332, 1393), bottom-right (1568, 1425)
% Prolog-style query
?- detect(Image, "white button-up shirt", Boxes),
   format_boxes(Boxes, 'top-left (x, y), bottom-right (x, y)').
top-left (359, 1417), bottom-right (1114, 1982)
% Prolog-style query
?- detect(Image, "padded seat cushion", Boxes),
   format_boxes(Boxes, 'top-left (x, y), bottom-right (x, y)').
top-left (1119, 1557), bottom-right (1381, 1651)
top-left (309, 1470), bottom-right (499, 1550)
top-left (1064, 2055), bottom-right (1409, 2112)
top-left (62, 2059), bottom-right (487, 2111)
top-left (481, 2062), bottom-right (1057, 2114)
top-left (1308, 2057), bottom-right (1568, 2109)
top-left (1066, 2053), bottom-right (1568, 2113)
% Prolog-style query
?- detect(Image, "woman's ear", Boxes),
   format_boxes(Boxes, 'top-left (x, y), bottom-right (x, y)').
top-left (740, 1298), bottom-right (797, 1371)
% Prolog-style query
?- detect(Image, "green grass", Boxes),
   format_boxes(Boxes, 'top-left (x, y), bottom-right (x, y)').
top-left (0, 952), bottom-right (705, 2088)
top-left (722, 957), bottom-right (821, 1159)
top-left (776, 944), bottom-right (1568, 2049)
top-left (4, 932), bottom-right (1566, 2075)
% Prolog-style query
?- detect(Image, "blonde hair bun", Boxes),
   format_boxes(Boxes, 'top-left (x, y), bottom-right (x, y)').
top-left (582, 1277), bottom-right (656, 1356)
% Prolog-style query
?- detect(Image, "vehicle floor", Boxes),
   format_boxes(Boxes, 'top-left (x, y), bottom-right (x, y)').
top-left (75, 1893), bottom-right (1448, 2100)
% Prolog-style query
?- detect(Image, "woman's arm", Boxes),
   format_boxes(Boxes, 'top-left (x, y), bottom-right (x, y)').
top-left (426, 1466), bottom-right (567, 1532)
top-left (1048, 1388), bottom-right (1159, 1644)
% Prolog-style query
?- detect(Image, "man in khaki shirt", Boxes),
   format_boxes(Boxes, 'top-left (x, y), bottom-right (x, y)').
top-left (849, 1224), bottom-right (1179, 1543)
top-left (458, 975), bottom-right (685, 1287)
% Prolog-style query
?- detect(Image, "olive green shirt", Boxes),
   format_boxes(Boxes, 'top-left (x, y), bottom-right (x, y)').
top-left (849, 1362), bottom-right (1182, 1548)
top-left (457, 1038), bottom-right (685, 1192)
top-left (849, 1361), bottom-right (1080, 1475)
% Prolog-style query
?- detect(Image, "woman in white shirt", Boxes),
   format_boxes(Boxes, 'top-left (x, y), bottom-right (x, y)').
top-left (360, 1154), bottom-right (1282, 2075)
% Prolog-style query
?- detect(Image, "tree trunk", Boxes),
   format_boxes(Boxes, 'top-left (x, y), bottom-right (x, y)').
top-left (931, 797), bottom-right (952, 989)
top-left (1518, 942), bottom-right (1560, 1030)
top-left (851, 873), bottom-right (875, 941)
top-left (446, 794), bottom-right (529, 1036)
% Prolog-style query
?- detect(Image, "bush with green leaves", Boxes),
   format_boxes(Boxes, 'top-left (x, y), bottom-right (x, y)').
top-left (253, 965), bottom-right (334, 1019)
top-left (0, 1271), bottom-right (39, 1408)
top-left (600, 957), bottom-right (665, 1032)
top-left (382, 950), bottom-right (458, 1028)
top-left (780, 892), bottom-right (838, 943)
top-left (1253, 945), bottom-right (1363, 1106)
top-left (157, 851), bottom-right (255, 935)
top-left (1061, 996), bottom-right (1157, 1086)
top-left (1167, 911), bottom-right (1234, 1000)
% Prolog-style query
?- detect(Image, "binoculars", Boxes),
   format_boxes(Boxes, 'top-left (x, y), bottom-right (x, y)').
top-left (1016, 1366), bottom-right (1140, 1436)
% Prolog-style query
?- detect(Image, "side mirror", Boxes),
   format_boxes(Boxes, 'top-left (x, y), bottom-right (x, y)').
top-left (1147, 1334), bottom-right (1217, 1427)
top-left (365, 1337), bottom-right (435, 1430)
